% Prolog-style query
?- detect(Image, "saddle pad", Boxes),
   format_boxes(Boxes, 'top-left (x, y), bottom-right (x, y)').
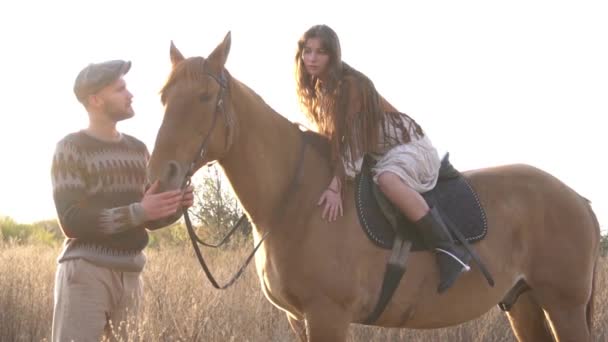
top-left (355, 154), bottom-right (488, 251)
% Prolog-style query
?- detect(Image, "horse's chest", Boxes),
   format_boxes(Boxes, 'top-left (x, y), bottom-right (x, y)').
top-left (255, 251), bottom-right (302, 317)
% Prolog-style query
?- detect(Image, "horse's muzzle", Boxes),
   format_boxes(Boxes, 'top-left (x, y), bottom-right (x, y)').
top-left (148, 160), bottom-right (188, 193)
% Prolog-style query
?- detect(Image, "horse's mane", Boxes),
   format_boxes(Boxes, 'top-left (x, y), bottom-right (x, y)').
top-left (300, 127), bottom-right (331, 161)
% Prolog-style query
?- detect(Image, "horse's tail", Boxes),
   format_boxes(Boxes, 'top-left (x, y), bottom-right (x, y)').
top-left (582, 196), bottom-right (600, 335)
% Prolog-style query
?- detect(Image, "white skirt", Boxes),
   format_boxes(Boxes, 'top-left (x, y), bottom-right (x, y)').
top-left (372, 135), bottom-right (441, 192)
top-left (345, 135), bottom-right (441, 193)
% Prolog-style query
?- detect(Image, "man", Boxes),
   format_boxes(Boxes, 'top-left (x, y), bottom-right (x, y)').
top-left (50, 59), bottom-right (193, 341)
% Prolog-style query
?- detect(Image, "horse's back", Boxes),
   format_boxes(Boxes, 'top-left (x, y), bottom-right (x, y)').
top-left (463, 162), bottom-right (599, 290)
top-left (464, 162), bottom-right (594, 220)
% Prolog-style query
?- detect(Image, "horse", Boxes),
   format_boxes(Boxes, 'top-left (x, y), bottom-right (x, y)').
top-left (147, 32), bottom-right (601, 342)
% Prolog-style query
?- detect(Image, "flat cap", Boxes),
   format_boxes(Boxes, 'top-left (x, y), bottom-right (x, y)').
top-left (73, 60), bottom-right (131, 103)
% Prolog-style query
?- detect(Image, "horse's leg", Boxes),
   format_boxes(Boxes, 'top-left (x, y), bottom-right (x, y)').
top-left (304, 301), bottom-right (350, 342)
top-left (505, 292), bottom-right (553, 342)
top-left (538, 245), bottom-right (597, 342)
top-left (287, 314), bottom-right (307, 342)
top-left (543, 304), bottom-right (591, 342)
top-left (529, 273), bottom-right (594, 342)
top-left (529, 247), bottom-right (596, 341)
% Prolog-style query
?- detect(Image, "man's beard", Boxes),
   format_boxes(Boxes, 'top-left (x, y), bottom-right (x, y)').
top-left (104, 102), bottom-right (134, 122)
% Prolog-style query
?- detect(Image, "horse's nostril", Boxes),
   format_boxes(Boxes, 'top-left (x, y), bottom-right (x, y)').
top-left (167, 161), bottom-right (179, 180)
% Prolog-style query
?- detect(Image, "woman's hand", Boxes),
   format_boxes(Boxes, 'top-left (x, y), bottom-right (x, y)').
top-left (318, 187), bottom-right (343, 222)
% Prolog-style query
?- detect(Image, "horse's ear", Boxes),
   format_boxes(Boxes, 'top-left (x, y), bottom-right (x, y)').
top-left (170, 41), bottom-right (185, 67)
top-left (208, 31), bottom-right (231, 69)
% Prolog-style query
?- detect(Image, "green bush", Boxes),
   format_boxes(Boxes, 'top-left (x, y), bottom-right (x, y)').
top-left (0, 215), bottom-right (248, 250)
top-left (0, 217), bottom-right (61, 246)
top-left (147, 221), bottom-right (189, 248)
top-left (1, 217), bottom-right (32, 243)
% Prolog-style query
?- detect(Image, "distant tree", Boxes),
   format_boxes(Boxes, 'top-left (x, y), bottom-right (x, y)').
top-left (188, 165), bottom-right (251, 247)
top-left (601, 231), bottom-right (608, 257)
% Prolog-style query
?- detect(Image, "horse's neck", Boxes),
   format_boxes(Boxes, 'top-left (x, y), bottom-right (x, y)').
top-left (220, 80), bottom-right (302, 228)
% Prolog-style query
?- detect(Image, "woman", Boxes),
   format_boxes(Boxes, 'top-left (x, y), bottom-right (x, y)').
top-left (295, 24), bottom-right (469, 293)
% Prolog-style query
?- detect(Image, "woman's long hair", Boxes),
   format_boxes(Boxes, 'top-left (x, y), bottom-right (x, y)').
top-left (295, 24), bottom-right (343, 139)
top-left (295, 25), bottom-right (391, 179)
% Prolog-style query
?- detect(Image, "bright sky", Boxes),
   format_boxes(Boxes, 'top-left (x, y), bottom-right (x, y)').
top-left (0, 1), bottom-right (606, 232)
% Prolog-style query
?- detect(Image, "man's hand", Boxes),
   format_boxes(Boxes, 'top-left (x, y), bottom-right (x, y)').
top-left (141, 180), bottom-right (183, 221)
top-left (181, 185), bottom-right (194, 208)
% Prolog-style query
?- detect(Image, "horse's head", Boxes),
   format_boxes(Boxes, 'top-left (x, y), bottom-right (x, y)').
top-left (148, 32), bottom-right (237, 191)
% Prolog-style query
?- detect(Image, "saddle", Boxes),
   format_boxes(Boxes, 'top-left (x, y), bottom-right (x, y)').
top-left (356, 153), bottom-right (494, 324)
top-left (355, 153), bottom-right (488, 251)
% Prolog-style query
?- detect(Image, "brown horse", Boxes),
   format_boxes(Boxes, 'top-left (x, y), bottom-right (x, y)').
top-left (148, 32), bottom-right (601, 342)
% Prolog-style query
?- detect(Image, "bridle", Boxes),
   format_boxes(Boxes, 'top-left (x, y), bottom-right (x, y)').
top-left (182, 70), bottom-right (230, 184)
top-left (180, 68), bottom-right (308, 289)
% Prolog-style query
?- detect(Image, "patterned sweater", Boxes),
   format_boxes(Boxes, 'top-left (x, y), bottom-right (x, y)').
top-left (51, 130), bottom-right (170, 272)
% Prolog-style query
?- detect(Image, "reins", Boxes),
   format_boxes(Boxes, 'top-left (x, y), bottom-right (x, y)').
top-left (180, 68), bottom-right (309, 289)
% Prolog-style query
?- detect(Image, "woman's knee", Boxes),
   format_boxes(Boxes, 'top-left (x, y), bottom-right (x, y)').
top-left (376, 171), bottom-right (400, 191)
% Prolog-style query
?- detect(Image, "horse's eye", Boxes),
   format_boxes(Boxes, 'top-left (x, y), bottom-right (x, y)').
top-left (199, 93), bottom-right (211, 102)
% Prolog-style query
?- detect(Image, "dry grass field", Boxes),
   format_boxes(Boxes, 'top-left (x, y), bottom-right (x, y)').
top-left (1, 242), bottom-right (606, 341)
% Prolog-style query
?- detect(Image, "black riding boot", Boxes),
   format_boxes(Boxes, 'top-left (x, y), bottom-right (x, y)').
top-left (415, 206), bottom-right (471, 293)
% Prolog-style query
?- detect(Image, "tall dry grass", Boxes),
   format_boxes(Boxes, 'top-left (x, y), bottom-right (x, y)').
top-left (1, 242), bottom-right (606, 341)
